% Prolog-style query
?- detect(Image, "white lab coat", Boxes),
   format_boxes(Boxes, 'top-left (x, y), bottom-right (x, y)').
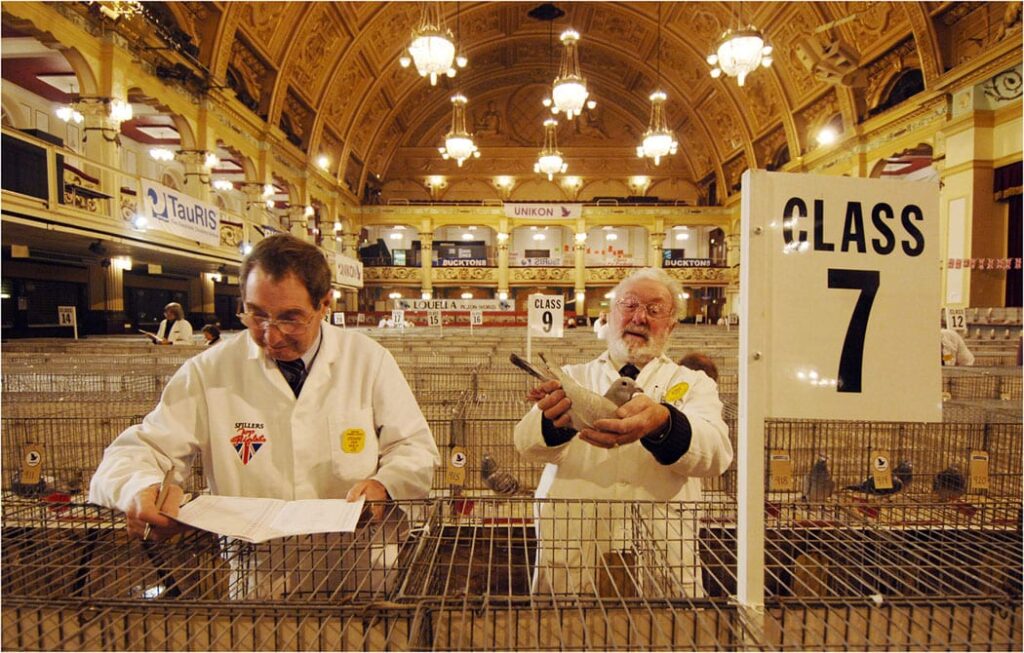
top-left (941, 328), bottom-right (974, 366)
top-left (156, 318), bottom-right (194, 345)
top-left (514, 352), bottom-right (732, 597)
top-left (90, 325), bottom-right (440, 512)
top-left (593, 318), bottom-right (608, 340)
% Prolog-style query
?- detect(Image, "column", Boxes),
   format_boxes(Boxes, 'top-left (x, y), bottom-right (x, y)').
top-left (88, 260), bottom-right (127, 334)
top-left (288, 206), bottom-right (309, 241)
top-left (189, 273), bottom-right (217, 326)
top-left (649, 232), bottom-right (666, 268)
top-left (574, 238), bottom-right (587, 316)
top-left (342, 233), bottom-right (361, 312)
top-left (419, 232), bottom-right (434, 298)
top-left (239, 182), bottom-right (268, 227)
top-left (77, 98), bottom-right (121, 214)
top-left (497, 232), bottom-right (510, 299)
top-left (724, 231), bottom-right (741, 315)
top-left (178, 150), bottom-right (213, 202)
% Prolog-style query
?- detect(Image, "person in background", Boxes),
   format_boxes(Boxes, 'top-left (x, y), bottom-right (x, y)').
top-left (156, 302), bottom-right (193, 345)
top-left (940, 327), bottom-right (975, 366)
top-left (201, 324), bottom-right (221, 346)
top-left (90, 234), bottom-right (439, 542)
top-left (592, 310), bottom-right (609, 340)
top-left (515, 267), bottom-right (732, 597)
top-left (679, 352), bottom-right (719, 383)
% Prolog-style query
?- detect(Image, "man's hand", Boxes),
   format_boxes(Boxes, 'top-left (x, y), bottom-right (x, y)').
top-left (127, 483), bottom-right (187, 541)
top-left (346, 479), bottom-right (391, 523)
top-left (578, 394), bottom-right (670, 449)
top-left (527, 379), bottom-right (573, 428)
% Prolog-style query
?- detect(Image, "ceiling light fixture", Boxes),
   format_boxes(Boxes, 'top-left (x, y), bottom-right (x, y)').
top-left (212, 179), bottom-right (233, 191)
top-left (707, 1), bottom-right (773, 88)
top-left (542, 29), bottom-right (595, 119)
top-left (534, 118), bottom-right (568, 180)
top-left (398, 2), bottom-right (460, 86)
top-left (637, 5), bottom-right (678, 166)
top-left (56, 105), bottom-right (83, 124)
top-left (438, 94), bottom-right (480, 166)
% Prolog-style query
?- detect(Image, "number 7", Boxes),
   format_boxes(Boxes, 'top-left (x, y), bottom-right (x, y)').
top-left (827, 269), bottom-right (880, 393)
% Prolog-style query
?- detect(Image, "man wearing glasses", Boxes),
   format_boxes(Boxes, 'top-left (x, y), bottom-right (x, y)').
top-left (90, 234), bottom-right (439, 543)
top-left (514, 267), bottom-right (732, 597)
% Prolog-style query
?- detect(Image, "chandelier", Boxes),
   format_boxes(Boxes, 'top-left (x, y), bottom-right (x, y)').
top-left (399, 2), bottom-right (465, 86)
top-left (707, 26), bottom-right (773, 86)
top-left (542, 29), bottom-right (596, 119)
top-left (534, 118), bottom-right (568, 180)
top-left (438, 94), bottom-right (480, 167)
top-left (90, 1), bottom-right (142, 21)
top-left (637, 6), bottom-right (677, 166)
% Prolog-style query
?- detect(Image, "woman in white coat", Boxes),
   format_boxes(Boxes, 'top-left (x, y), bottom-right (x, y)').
top-left (155, 302), bottom-right (194, 345)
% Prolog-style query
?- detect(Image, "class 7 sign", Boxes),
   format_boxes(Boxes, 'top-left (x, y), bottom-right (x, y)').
top-left (741, 170), bottom-right (941, 422)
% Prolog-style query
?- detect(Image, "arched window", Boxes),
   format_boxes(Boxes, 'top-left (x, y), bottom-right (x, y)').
top-left (869, 69), bottom-right (925, 117)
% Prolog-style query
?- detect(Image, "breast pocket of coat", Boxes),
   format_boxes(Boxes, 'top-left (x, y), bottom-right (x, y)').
top-left (328, 409), bottom-right (379, 482)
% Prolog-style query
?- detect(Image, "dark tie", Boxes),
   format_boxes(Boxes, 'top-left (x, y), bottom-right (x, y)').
top-left (277, 358), bottom-right (306, 397)
top-left (618, 363), bottom-right (640, 380)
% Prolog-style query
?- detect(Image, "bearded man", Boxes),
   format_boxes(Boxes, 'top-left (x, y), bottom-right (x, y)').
top-left (514, 267), bottom-right (732, 597)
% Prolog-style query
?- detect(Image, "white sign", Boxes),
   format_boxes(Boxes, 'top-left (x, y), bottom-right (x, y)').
top-left (944, 307), bottom-right (966, 333)
top-left (391, 309), bottom-right (405, 325)
top-left (57, 306), bottom-right (75, 326)
top-left (469, 309), bottom-right (484, 326)
top-left (332, 312), bottom-right (345, 326)
top-left (141, 179), bottom-right (221, 247)
top-left (426, 310), bottom-right (442, 327)
top-left (528, 294), bottom-right (564, 338)
top-left (504, 203), bottom-right (582, 219)
top-left (334, 253), bottom-right (364, 289)
top-left (518, 257), bottom-right (563, 266)
top-left (741, 170), bottom-right (941, 422)
top-left (395, 298), bottom-right (513, 312)
top-left (356, 313), bottom-right (365, 325)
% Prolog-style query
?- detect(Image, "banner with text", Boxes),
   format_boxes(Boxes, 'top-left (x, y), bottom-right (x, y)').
top-left (504, 203), bottom-right (583, 219)
top-left (141, 179), bottom-right (221, 247)
top-left (334, 253), bottom-right (364, 288)
top-left (395, 298), bottom-right (513, 312)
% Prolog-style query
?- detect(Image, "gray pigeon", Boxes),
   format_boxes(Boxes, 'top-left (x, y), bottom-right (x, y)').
top-left (510, 353), bottom-right (642, 431)
top-left (844, 460), bottom-right (913, 496)
top-left (481, 454), bottom-right (520, 495)
top-left (803, 455), bottom-right (835, 503)
top-left (933, 464), bottom-right (967, 501)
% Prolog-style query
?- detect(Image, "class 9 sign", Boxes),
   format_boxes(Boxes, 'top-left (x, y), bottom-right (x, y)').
top-left (741, 170), bottom-right (941, 422)
top-left (528, 294), bottom-right (564, 338)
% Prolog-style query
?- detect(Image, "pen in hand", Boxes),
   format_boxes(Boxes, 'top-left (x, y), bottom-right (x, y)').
top-left (143, 467), bottom-right (175, 542)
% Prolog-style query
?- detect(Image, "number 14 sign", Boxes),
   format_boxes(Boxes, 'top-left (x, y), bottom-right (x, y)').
top-left (740, 170), bottom-right (941, 422)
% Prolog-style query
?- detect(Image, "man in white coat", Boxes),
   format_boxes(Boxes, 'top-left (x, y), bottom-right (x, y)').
top-left (155, 302), bottom-right (193, 345)
top-left (514, 267), bottom-right (732, 597)
top-left (90, 234), bottom-right (440, 542)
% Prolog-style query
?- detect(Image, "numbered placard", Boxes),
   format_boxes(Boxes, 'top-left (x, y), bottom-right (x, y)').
top-left (391, 309), bottom-right (405, 326)
top-left (58, 306), bottom-right (76, 326)
top-left (427, 310), bottom-right (442, 327)
top-left (469, 309), bottom-right (484, 326)
top-left (741, 170), bottom-right (941, 421)
top-left (944, 307), bottom-right (966, 333)
top-left (332, 312), bottom-right (346, 326)
top-left (528, 294), bottom-right (564, 338)
top-left (356, 313), bottom-right (365, 325)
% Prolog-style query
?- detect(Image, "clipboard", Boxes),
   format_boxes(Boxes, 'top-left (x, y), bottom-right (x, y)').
top-left (138, 329), bottom-right (162, 343)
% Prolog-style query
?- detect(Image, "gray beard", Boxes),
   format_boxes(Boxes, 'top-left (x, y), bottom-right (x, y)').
top-left (608, 330), bottom-right (664, 366)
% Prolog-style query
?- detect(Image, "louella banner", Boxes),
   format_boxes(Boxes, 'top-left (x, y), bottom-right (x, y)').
top-left (141, 179), bottom-right (221, 247)
top-left (503, 203), bottom-right (583, 219)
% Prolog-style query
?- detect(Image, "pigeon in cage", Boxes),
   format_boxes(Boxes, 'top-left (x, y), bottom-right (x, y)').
top-left (844, 459), bottom-right (913, 496)
top-left (932, 464), bottom-right (967, 501)
top-left (509, 352), bottom-right (642, 431)
top-left (803, 455), bottom-right (835, 503)
top-left (481, 454), bottom-right (520, 495)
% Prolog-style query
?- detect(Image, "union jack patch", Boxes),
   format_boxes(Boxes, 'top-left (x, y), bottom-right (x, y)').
top-left (231, 427), bottom-right (267, 465)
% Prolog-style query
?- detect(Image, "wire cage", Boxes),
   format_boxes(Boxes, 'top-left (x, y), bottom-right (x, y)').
top-left (1, 370), bottom-right (176, 395)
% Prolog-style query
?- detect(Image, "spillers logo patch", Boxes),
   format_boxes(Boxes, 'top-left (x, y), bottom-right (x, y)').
top-left (231, 422), bottom-right (267, 465)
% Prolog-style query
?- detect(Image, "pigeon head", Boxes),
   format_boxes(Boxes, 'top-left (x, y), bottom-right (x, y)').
top-left (481, 454), bottom-right (497, 478)
top-left (604, 377), bottom-right (643, 406)
top-left (894, 460), bottom-right (913, 486)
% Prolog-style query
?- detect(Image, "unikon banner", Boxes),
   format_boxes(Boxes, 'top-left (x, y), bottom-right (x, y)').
top-left (141, 179), bottom-right (221, 247)
top-left (503, 203), bottom-right (582, 219)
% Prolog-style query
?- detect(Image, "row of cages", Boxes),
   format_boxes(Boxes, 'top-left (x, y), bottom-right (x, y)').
top-left (2, 497), bottom-right (1021, 651)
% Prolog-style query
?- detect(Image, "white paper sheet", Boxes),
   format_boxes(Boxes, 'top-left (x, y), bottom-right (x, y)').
top-left (168, 495), bottom-right (366, 543)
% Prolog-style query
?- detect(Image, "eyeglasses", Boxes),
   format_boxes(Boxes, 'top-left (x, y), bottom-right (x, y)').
top-left (615, 297), bottom-right (673, 319)
top-left (237, 311), bottom-right (318, 335)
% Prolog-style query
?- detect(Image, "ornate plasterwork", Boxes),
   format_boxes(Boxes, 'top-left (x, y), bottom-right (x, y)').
top-left (983, 68), bottom-right (1023, 103)
top-left (663, 267), bottom-right (729, 284)
top-left (283, 91), bottom-right (312, 143)
top-left (699, 91), bottom-right (743, 156)
top-left (863, 38), bottom-right (917, 111)
top-left (941, 2), bottom-right (1023, 68)
top-left (289, 3), bottom-right (348, 99)
top-left (433, 267), bottom-right (498, 283)
top-left (678, 120), bottom-right (714, 179)
top-left (754, 126), bottom-right (788, 168)
top-left (219, 220), bottom-right (244, 248)
top-left (740, 72), bottom-right (780, 132)
top-left (589, 11), bottom-right (651, 58)
top-left (510, 267), bottom-right (574, 284)
top-left (774, 4), bottom-right (821, 101)
top-left (238, 2), bottom-right (286, 48)
top-left (722, 155), bottom-right (749, 194)
top-left (365, 3), bottom-right (419, 68)
top-left (364, 267), bottom-right (422, 283)
top-left (351, 94), bottom-right (390, 158)
top-left (840, 1), bottom-right (895, 54)
top-left (324, 58), bottom-right (371, 126)
top-left (230, 38), bottom-right (270, 106)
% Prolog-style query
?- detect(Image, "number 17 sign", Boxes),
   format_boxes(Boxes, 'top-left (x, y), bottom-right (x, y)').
top-left (740, 170), bottom-right (941, 422)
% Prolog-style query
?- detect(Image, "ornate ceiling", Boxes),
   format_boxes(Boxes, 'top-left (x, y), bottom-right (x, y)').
top-left (6, 2), bottom-right (1023, 203)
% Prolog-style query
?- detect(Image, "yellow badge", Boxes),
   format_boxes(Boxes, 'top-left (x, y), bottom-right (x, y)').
top-left (341, 428), bottom-right (366, 453)
top-left (664, 382), bottom-right (690, 403)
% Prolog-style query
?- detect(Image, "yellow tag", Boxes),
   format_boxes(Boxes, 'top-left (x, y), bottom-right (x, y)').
top-left (447, 466), bottom-right (466, 487)
top-left (969, 450), bottom-right (989, 492)
top-left (341, 428), bottom-right (366, 453)
top-left (768, 450), bottom-right (794, 491)
top-left (21, 444), bottom-right (45, 485)
top-left (664, 382), bottom-right (690, 403)
top-left (871, 450), bottom-right (893, 490)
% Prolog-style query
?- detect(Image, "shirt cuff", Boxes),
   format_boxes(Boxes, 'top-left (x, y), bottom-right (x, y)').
top-left (541, 416), bottom-right (577, 447)
top-left (641, 403), bottom-right (692, 465)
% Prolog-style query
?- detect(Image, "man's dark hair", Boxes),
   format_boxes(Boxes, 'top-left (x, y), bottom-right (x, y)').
top-left (680, 351), bottom-right (719, 382)
top-left (240, 234), bottom-right (332, 308)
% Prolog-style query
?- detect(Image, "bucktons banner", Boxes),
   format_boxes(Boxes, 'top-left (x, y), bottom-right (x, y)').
top-left (504, 203), bottom-right (582, 219)
top-left (141, 179), bottom-right (221, 247)
top-left (334, 253), bottom-right (364, 288)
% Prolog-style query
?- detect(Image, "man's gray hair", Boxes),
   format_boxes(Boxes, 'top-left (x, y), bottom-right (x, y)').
top-left (612, 267), bottom-right (684, 315)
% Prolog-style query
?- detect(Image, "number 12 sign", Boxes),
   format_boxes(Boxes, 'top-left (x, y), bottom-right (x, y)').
top-left (740, 170), bottom-right (941, 422)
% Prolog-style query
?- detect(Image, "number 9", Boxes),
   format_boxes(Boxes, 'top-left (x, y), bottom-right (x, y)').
top-left (542, 311), bottom-right (553, 333)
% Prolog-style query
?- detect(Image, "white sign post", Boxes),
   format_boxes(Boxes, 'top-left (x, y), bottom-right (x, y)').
top-left (469, 309), bottom-right (483, 335)
top-left (427, 309), bottom-right (443, 335)
top-left (944, 307), bottom-right (966, 333)
top-left (332, 312), bottom-right (346, 327)
top-left (57, 306), bottom-right (78, 340)
top-left (526, 294), bottom-right (564, 361)
top-left (391, 309), bottom-right (405, 331)
top-left (738, 170), bottom-right (941, 635)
